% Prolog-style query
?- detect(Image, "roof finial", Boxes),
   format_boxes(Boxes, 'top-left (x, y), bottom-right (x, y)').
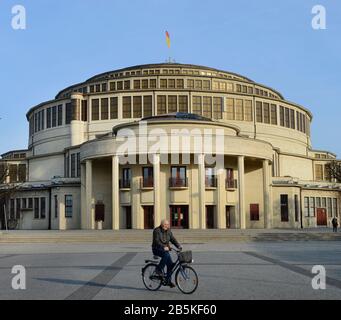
top-left (165, 57), bottom-right (176, 63)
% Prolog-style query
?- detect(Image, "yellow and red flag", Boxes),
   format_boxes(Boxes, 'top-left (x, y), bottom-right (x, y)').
top-left (165, 31), bottom-right (171, 48)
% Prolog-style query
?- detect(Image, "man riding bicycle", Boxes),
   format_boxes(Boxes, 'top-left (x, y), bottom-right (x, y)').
top-left (152, 219), bottom-right (182, 288)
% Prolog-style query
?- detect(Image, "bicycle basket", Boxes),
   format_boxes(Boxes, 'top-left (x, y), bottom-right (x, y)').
top-left (178, 251), bottom-right (192, 263)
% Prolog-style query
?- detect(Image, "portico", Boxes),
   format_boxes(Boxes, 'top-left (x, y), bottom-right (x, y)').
top-left (80, 115), bottom-right (273, 230)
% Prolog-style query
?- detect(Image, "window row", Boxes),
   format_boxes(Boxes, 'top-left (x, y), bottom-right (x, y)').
top-left (30, 101), bottom-right (88, 135)
top-left (256, 101), bottom-right (278, 125)
top-left (315, 153), bottom-right (331, 159)
top-left (119, 166), bottom-right (236, 189)
top-left (204, 167), bottom-right (237, 188)
top-left (8, 197), bottom-right (46, 220)
top-left (1, 152), bottom-right (26, 160)
top-left (67, 76), bottom-right (280, 100)
top-left (315, 164), bottom-right (332, 181)
top-left (255, 102), bottom-right (310, 134)
top-left (30, 96), bottom-right (310, 135)
top-left (65, 153), bottom-right (80, 178)
top-left (304, 197), bottom-right (338, 218)
top-left (7, 195), bottom-right (74, 220)
top-left (226, 98), bottom-right (253, 122)
top-left (90, 96), bottom-right (153, 120)
top-left (0, 163), bottom-right (26, 183)
top-left (156, 95), bottom-right (189, 116)
top-left (190, 96), bottom-right (223, 119)
top-left (46, 105), bottom-right (63, 129)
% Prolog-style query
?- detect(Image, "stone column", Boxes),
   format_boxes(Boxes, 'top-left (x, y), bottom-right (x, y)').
top-left (153, 153), bottom-right (161, 228)
top-left (198, 154), bottom-right (206, 229)
top-left (112, 155), bottom-right (120, 230)
top-left (263, 159), bottom-right (272, 229)
top-left (238, 156), bottom-right (246, 229)
top-left (80, 163), bottom-right (87, 229)
top-left (132, 165), bottom-right (142, 229)
top-left (85, 160), bottom-right (93, 229)
top-left (216, 164), bottom-right (226, 229)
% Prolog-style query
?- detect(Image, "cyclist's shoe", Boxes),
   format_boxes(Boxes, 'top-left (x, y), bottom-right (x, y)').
top-left (155, 269), bottom-right (163, 277)
top-left (167, 282), bottom-right (176, 288)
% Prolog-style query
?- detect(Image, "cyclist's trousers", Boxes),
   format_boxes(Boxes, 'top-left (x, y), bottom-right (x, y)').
top-left (153, 248), bottom-right (173, 281)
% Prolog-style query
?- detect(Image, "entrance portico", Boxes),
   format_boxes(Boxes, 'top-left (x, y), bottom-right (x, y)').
top-left (80, 114), bottom-right (274, 230)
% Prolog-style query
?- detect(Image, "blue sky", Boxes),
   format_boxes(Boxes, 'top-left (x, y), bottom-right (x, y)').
top-left (0, 0), bottom-right (340, 156)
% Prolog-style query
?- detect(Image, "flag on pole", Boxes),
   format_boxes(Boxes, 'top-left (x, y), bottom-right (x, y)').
top-left (165, 31), bottom-right (171, 48)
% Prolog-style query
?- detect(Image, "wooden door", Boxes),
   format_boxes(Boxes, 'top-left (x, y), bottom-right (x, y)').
top-left (316, 208), bottom-right (327, 226)
top-left (226, 206), bottom-right (231, 229)
top-left (125, 206), bottom-right (132, 229)
top-left (206, 206), bottom-right (215, 229)
top-left (170, 206), bottom-right (189, 229)
top-left (144, 206), bottom-right (154, 229)
top-left (95, 203), bottom-right (105, 222)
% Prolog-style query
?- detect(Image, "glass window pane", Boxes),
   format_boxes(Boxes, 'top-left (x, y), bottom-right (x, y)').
top-left (101, 98), bottom-right (109, 120)
top-left (133, 96), bottom-right (142, 118)
top-left (123, 97), bottom-right (132, 118)
top-left (157, 96), bottom-right (167, 115)
top-left (143, 96), bottom-right (153, 117)
top-left (91, 99), bottom-right (100, 121)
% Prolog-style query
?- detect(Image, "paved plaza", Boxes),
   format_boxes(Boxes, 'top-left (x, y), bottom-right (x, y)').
top-left (1, 232), bottom-right (341, 300)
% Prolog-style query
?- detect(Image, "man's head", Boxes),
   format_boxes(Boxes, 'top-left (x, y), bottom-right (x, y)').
top-left (160, 219), bottom-right (170, 231)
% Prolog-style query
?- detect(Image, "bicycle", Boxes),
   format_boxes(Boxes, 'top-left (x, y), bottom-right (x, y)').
top-left (142, 248), bottom-right (199, 294)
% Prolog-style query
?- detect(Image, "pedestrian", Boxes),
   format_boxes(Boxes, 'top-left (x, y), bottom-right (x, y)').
top-left (332, 217), bottom-right (338, 232)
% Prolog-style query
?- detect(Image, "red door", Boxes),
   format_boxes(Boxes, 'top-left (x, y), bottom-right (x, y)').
top-left (170, 206), bottom-right (189, 229)
top-left (316, 208), bottom-right (327, 226)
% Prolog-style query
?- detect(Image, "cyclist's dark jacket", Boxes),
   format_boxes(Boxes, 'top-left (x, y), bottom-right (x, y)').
top-left (152, 226), bottom-right (180, 250)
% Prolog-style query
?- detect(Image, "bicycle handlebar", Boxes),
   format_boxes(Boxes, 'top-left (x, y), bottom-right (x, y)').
top-left (170, 246), bottom-right (183, 253)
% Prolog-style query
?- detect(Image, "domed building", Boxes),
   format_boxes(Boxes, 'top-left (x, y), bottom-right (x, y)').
top-left (0, 63), bottom-right (340, 230)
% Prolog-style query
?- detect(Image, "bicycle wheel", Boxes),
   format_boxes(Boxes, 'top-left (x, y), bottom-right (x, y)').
top-left (142, 263), bottom-right (163, 291)
top-left (175, 265), bottom-right (198, 294)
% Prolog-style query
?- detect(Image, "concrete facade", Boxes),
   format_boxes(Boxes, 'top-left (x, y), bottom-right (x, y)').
top-left (0, 63), bottom-right (340, 230)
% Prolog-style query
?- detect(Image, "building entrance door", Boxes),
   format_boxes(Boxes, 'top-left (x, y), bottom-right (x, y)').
top-left (226, 206), bottom-right (232, 229)
top-left (170, 206), bottom-right (189, 229)
top-left (125, 206), bottom-right (132, 229)
top-left (206, 206), bottom-right (215, 229)
top-left (143, 206), bottom-right (154, 229)
top-left (316, 208), bottom-right (327, 226)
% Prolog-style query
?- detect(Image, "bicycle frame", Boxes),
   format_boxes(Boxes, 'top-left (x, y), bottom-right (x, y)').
top-left (143, 246), bottom-right (192, 280)
top-left (164, 247), bottom-right (191, 279)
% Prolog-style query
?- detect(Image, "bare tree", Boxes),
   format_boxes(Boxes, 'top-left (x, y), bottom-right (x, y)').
top-left (325, 161), bottom-right (341, 183)
top-left (0, 164), bottom-right (9, 229)
top-left (0, 164), bottom-right (22, 229)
